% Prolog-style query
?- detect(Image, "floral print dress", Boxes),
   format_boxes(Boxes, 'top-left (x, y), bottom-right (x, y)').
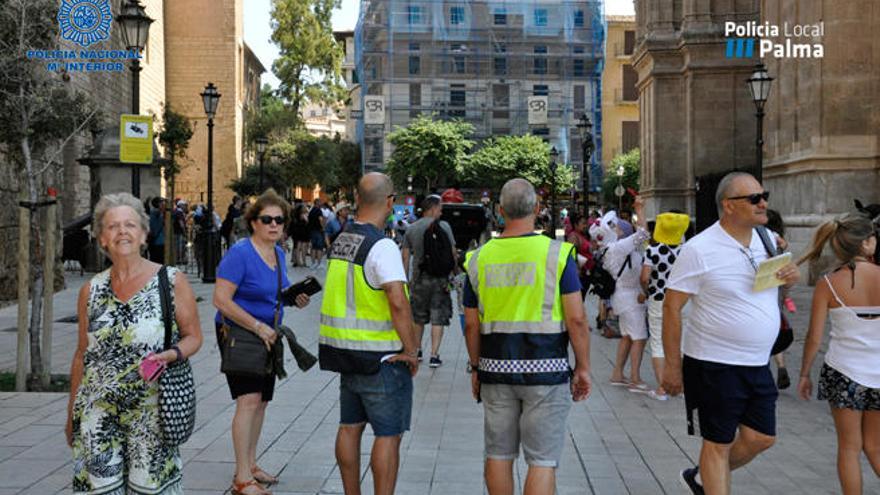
top-left (72, 267), bottom-right (183, 495)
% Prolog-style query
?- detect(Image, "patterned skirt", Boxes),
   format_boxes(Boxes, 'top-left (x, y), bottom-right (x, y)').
top-left (817, 363), bottom-right (880, 411)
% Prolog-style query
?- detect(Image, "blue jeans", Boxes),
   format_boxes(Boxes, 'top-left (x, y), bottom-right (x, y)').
top-left (340, 361), bottom-right (413, 436)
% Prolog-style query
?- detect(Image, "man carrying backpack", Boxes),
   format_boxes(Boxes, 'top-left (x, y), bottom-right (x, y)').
top-left (402, 195), bottom-right (458, 367)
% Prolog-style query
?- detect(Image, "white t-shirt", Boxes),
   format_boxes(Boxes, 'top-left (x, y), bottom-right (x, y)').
top-left (364, 237), bottom-right (407, 288)
top-left (666, 222), bottom-right (780, 366)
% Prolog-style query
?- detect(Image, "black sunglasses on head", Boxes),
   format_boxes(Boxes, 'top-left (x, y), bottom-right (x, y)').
top-left (726, 191), bottom-right (770, 205)
top-left (258, 215), bottom-right (286, 225)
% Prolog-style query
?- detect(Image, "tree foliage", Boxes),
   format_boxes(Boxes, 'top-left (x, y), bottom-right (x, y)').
top-left (602, 148), bottom-right (641, 208)
top-left (245, 84), bottom-right (298, 146)
top-left (466, 134), bottom-right (573, 193)
top-left (157, 104), bottom-right (193, 178)
top-left (270, 0), bottom-right (345, 117)
top-left (229, 161), bottom-right (290, 198)
top-left (386, 114), bottom-right (474, 193)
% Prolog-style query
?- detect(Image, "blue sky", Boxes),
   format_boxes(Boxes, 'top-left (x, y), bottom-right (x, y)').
top-left (244, 0), bottom-right (636, 88)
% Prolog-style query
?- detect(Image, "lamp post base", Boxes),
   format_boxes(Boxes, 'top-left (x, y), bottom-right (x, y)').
top-left (201, 229), bottom-right (220, 283)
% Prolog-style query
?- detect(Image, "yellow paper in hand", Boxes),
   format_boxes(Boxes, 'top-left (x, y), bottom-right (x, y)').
top-left (753, 252), bottom-right (792, 292)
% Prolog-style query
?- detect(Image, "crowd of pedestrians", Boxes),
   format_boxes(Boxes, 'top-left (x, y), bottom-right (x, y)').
top-left (66, 170), bottom-right (879, 495)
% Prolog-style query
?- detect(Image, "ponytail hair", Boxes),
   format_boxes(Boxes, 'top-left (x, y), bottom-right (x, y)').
top-left (797, 212), bottom-right (874, 267)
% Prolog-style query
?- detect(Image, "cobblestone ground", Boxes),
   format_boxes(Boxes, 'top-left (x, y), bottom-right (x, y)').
top-left (0, 265), bottom-right (877, 494)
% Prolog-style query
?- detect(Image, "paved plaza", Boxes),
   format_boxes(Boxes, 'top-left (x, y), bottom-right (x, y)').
top-left (0, 265), bottom-right (878, 494)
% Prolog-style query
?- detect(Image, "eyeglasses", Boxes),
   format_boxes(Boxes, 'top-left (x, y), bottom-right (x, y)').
top-left (726, 191), bottom-right (770, 205)
top-left (740, 247), bottom-right (758, 272)
top-left (388, 193), bottom-right (397, 201)
top-left (258, 215), bottom-right (285, 225)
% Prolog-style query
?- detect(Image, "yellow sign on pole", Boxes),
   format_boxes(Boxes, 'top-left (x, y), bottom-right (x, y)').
top-left (119, 114), bottom-right (153, 164)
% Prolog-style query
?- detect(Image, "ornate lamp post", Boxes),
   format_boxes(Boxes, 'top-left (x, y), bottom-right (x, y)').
top-left (201, 82), bottom-right (221, 283)
top-left (116, 0), bottom-right (153, 197)
top-left (549, 146), bottom-right (559, 239)
top-left (576, 113), bottom-right (594, 216)
top-left (746, 63), bottom-right (773, 184)
top-left (256, 136), bottom-right (268, 193)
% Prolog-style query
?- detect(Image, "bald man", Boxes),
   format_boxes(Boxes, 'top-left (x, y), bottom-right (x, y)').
top-left (318, 173), bottom-right (419, 495)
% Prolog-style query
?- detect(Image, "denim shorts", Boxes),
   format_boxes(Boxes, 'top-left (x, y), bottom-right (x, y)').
top-left (340, 361), bottom-right (413, 437)
top-left (482, 383), bottom-right (572, 467)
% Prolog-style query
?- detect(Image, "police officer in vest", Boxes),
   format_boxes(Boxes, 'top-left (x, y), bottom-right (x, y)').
top-left (464, 178), bottom-right (592, 495)
top-left (319, 172), bottom-right (420, 495)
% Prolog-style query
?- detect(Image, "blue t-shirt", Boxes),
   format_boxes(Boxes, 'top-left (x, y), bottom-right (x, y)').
top-left (215, 238), bottom-right (290, 326)
top-left (463, 234), bottom-right (581, 308)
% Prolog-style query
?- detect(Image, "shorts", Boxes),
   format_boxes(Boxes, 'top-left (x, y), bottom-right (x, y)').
top-left (683, 355), bottom-right (778, 444)
top-left (817, 363), bottom-right (880, 410)
top-left (618, 305), bottom-right (648, 341)
top-left (482, 383), bottom-right (572, 467)
top-left (410, 274), bottom-right (452, 326)
top-left (340, 361), bottom-right (413, 437)
top-left (310, 230), bottom-right (326, 249)
top-left (647, 299), bottom-right (664, 358)
top-left (216, 323), bottom-right (276, 401)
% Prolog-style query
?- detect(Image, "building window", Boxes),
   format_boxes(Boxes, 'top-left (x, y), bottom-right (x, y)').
top-left (534, 8), bottom-right (548, 26)
top-left (493, 43), bottom-right (506, 53)
top-left (622, 121), bottom-right (639, 152)
top-left (493, 84), bottom-right (509, 119)
top-left (494, 8), bottom-right (506, 25)
top-left (366, 138), bottom-right (383, 163)
top-left (573, 10), bottom-right (584, 28)
top-left (410, 83), bottom-right (421, 117)
top-left (409, 42), bottom-right (420, 51)
top-left (573, 46), bottom-right (584, 54)
top-left (493, 57), bottom-right (507, 76)
top-left (573, 85), bottom-right (585, 109)
top-left (409, 56), bottom-right (420, 75)
top-left (573, 59), bottom-right (585, 77)
top-left (534, 45), bottom-right (547, 75)
top-left (533, 84), bottom-right (548, 96)
top-left (624, 30), bottom-right (636, 55)
top-left (449, 85), bottom-right (466, 117)
top-left (454, 56), bottom-right (465, 73)
top-left (407, 5), bottom-right (424, 24)
top-left (623, 64), bottom-right (638, 101)
top-left (310, 110), bottom-right (317, 117)
top-left (450, 6), bottom-right (464, 25)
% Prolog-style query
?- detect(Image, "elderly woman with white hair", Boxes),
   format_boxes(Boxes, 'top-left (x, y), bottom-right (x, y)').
top-left (591, 197), bottom-right (651, 392)
top-left (66, 193), bottom-right (203, 494)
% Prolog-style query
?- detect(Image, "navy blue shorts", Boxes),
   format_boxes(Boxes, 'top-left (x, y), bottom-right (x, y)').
top-left (310, 230), bottom-right (326, 249)
top-left (340, 361), bottom-right (413, 437)
top-left (683, 355), bottom-right (778, 444)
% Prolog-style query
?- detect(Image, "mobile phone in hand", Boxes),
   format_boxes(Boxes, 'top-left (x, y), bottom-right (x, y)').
top-left (139, 354), bottom-right (166, 382)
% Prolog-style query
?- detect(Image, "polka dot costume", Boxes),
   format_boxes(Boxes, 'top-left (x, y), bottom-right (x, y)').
top-left (644, 242), bottom-right (681, 302)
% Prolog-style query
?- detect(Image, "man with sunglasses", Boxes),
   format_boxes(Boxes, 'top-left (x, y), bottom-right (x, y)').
top-left (661, 172), bottom-right (800, 495)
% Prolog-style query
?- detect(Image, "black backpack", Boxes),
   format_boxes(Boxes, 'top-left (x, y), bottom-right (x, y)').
top-left (586, 249), bottom-right (631, 299)
top-left (420, 220), bottom-right (455, 277)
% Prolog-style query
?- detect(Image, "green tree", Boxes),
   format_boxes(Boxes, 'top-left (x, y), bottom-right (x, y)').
top-left (270, 0), bottom-right (345, 118)
top-left (0, 0), bottom-right (97, 388)
top-left (157, 104), bottom-right (193, 264)
top-left (467, 134), bottom-right (573, 193)
top-left (245, 84), bottom-right (298, 146)
top-left (229, 161), bottom-right (290, 198)
top-left (602, 148), bottom-right (641, 208)
top-left (386, 114), bottom-right (475, 193)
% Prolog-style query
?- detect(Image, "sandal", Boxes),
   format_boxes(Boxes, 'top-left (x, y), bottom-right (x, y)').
top-left (231, 478), bottom-right (270, 495)
top-left (251, 465), bottom-right (279, 486)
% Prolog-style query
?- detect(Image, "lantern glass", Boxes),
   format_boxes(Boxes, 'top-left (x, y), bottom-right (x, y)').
top-left (118, 1), bottom-right (153, 52)
top-left (201, 83), bottom-right (221, 119)
top-left (256, 138), bottom-right (268, 154)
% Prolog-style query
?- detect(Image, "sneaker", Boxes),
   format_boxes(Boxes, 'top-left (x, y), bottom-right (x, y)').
top-left (679, 467), bottom-right (704, 495)
top-left (429, 356), bottom-right (442, 368)
top-left (417, 350), bottom-right (423, 362)
top-left (777, 367), bottom-right (791, 390)
top-left (648, 390), bottom-right (669, 401)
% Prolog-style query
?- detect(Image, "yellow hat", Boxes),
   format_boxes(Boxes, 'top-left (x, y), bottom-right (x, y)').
top-left (653, 213), bottom-right (690, 245)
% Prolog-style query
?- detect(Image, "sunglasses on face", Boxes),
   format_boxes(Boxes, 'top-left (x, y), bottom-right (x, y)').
top-left (726, 191), bottom-right (770, 205)
top-left (258, 215), bottom-right (285, 225)
top-left (388, 193), bottom-right (397, 201)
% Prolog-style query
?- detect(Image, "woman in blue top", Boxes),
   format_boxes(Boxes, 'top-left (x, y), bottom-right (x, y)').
top-left (213, 189), bottom-right (309, 495)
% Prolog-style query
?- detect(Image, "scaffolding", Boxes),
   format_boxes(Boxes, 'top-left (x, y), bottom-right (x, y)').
top-left (355, 0), bottom-right (606, 191)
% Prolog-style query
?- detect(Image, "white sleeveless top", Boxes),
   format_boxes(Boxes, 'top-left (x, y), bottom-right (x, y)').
top-left (823, 275), bottom-right (880, 388)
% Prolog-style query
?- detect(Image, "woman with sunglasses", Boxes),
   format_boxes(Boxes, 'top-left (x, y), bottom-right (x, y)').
top-left (213, 189), bottom-right (310, 495)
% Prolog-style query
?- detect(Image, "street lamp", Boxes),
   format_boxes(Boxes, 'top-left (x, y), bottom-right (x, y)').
top-left (747, 63), bottom-right (773, 184)
top-left (256, 136), bottom-right (268, 193)
top-left (201, 82), bottom-right (221, 283)
top-left (116, 0), bottom-right (153, 198)
top-left (549, 146), bottom-right (559, 239)
top-left (576, 113), bottom-right (594, 216)
top-left (407, 175), bottom-right (413, 193)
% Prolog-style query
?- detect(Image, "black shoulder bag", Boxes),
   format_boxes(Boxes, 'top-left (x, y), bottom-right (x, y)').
top-left (157, 266), bottom-right (197, 446)
top-left (755, 226), bottom-right (794, 355)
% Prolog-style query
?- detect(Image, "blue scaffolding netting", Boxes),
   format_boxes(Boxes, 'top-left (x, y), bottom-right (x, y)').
top-left (355, 0), bottom-right (606, 191)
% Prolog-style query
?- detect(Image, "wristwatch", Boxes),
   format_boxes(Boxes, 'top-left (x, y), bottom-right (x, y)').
top-left (467, 362), bottom-right (479, 373)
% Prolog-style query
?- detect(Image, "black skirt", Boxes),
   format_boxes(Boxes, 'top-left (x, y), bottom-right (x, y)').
top-left (216, 322), bottom-right (276, 402)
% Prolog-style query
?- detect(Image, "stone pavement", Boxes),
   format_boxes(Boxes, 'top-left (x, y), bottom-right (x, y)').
top-left (0, 264), bottom-right (878, 494)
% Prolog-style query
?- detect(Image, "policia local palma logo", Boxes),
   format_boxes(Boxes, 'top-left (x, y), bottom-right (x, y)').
top-left (725, 21), bottom-right (824, 59)
top-left (57, 0), bottom-right (113, 48)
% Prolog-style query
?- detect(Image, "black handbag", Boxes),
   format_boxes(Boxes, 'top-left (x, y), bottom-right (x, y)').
top-left (157, 266), bottom-right (197, 447)
top-left (755, 227), bottom-right (795, 355)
